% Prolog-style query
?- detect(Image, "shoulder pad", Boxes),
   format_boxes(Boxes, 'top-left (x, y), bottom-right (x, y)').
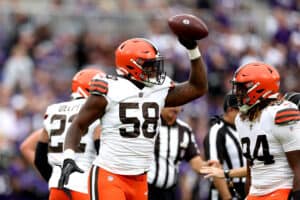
top-left (89, 77), bottom-right (108, 96)
top-left (275, 108), bottom-right (300, 125)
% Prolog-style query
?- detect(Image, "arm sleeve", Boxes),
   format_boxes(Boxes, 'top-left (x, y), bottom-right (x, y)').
top-left (34, 142), bottom-right (53, 182)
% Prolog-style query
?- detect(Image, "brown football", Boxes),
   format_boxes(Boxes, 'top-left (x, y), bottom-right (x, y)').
top-left (168, 14), bottom-right (209, 40)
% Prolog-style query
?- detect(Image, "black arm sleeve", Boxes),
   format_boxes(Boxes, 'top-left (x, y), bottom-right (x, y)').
top-left (34, 142), bottom-right (52, 182)
top-left (94, 139), bottom-right (100, 155)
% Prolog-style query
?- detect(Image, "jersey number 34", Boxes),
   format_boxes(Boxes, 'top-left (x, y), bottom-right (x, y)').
top-left (241, 135), bottom-right (275, 166)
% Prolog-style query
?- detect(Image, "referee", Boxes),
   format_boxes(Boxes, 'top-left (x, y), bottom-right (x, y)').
top-left (147, 106), bottom-right (207, 200)
top-left (204, 94), bottom-right (246, 200)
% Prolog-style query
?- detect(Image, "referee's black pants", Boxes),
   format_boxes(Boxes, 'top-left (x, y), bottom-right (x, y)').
top-left (148, 184), bottom-right (177, 200)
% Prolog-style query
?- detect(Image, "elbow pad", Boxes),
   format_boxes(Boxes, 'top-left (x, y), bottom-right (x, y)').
top-left (34, 142), bottom-right (52, 182)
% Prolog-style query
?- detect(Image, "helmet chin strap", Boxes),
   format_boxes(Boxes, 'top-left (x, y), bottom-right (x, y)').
top-left (239, 92), bottom-right (280, 114)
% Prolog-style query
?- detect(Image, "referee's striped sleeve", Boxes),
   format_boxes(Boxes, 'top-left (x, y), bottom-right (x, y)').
top-left (207, 123), bottom-right (223, 160)
top-left (183, 129), bottom-right (200, 161)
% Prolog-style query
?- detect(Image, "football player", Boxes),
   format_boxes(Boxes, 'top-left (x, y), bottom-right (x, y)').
top-left (201, 90), bottom-right (300, 199)
top-left (58, 37), bottom-right (208, 200)
top-left (20, 68), bottom-right (105, 200)
top-left (231, 62), bottom-right (300, 200)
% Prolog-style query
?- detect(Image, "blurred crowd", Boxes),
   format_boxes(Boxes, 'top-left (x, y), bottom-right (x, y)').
top-left (0, 0), bottom-right (299, 199)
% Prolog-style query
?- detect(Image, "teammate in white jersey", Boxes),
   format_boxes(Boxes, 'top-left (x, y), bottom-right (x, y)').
top-left (58, 36), bottom-right (208, 200)
top-left (230, 62), bottom-right (300, 200)
top-left (201, 91), bottom-right (300, 199)
top-left (20, 68), bottom-right (105, 200)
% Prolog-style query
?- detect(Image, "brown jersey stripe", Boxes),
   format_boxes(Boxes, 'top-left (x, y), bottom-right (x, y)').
top-left (275, 115), bottom-right (300, 124)
top-left (275, 109), bottom-right (299, 118)
top-left (90, 79), bottom-right (108, 87)
top-left (90, 86), bottom-right (108, 94)
top-left (276, 108), bottom-right (298, 114)
top-left (90, 83), bottom-right (108, 91)
top-left (275, 113), bottom-right (300, 121)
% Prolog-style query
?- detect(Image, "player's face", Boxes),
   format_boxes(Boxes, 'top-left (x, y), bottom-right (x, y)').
top-left (141, 58), bottom-right (165, 85)
top-left (233, 82), bottom-right (248, 106)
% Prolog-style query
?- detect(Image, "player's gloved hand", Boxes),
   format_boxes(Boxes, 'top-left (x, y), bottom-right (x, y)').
top-left (178, 37), bottom-right (197, 50)
top-left (58, 158), bottom-right (83, 188)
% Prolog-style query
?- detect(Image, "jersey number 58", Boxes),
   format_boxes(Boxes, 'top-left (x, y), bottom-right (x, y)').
top-left (119, 102), bottom-right (159, 139)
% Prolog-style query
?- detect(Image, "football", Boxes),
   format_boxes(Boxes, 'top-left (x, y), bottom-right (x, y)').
top-left (168, 14), bottom-right (209, 40)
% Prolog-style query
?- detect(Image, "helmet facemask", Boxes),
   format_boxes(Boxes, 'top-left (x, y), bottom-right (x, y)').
top-left (232, 81), bottom-right (259, 114)
top-left (131, 57), bottom-right (166, 86)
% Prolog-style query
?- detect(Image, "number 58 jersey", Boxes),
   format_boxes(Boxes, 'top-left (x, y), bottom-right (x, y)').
top-left (236, 100), bottom-right (300, 196)
top-left (43, 98), bottom-right (99, 193)
top-left (90, 75), bottom-right (174, 175)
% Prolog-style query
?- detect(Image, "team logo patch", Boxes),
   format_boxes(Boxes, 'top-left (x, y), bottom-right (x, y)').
top-left (107, 175), bottom-right (114, 182)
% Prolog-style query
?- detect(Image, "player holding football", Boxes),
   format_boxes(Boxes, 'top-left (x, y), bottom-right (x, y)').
top-left (58, 36), bottom-right (208, 200)
top-left (229, 62), bottom-right (300, 200)
top-left (20, 68), bottom-right (105, 200)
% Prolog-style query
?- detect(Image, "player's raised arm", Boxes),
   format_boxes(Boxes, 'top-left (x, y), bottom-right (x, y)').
top-left (165, 14), bottom-right (208, 107)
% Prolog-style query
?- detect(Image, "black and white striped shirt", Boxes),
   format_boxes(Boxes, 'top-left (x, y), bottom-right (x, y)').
top-left (147, 117), bottom-right (200, 189)
top-left (204, 116), bottom-right (246, 199)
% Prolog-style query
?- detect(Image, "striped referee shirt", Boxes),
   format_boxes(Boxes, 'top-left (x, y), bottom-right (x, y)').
top-left (204, 116), bottom-right (246, 199)
top-left (147, 117), bottom-right (200, 189)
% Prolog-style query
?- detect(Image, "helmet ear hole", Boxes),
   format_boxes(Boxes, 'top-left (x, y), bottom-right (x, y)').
top-left (127, 65), bottom-right (134, 70)
top-left (256, 89), bottom-right (264, 93)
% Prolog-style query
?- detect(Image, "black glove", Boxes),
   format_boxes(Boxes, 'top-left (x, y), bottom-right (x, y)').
top-left (58, 159), bottom-right (83, 188)
top-left (178, 37), bottom-right (197, 49)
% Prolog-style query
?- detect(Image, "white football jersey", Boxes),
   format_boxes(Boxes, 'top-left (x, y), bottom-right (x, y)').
top-left (236, 100), bottom-right (300, 195)
top-left (91, 75), bottom-right (173, 175)
top-left (43, 98), bottom-right (99, 193)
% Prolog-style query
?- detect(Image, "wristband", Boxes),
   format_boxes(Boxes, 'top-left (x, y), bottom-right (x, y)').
top-left (63, 149), bottom-right (75, 160)
top-left (188, 47), bottom-right (201, 60)
top-left (224, 169), bottom-right (231, 181)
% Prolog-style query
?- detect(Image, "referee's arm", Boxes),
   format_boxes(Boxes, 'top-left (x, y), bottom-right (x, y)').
top-left (206, 125), bottom-right (232, 200)
top-left (185, 132), bottom-right (207, 172)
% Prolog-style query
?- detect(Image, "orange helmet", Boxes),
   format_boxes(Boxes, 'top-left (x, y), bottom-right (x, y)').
top-left (115, 38), bottom-right (166, 86)
top-left (231, 62), bottom-right (280, 109)
top-left (71, 68), bottom-right (105, 99)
